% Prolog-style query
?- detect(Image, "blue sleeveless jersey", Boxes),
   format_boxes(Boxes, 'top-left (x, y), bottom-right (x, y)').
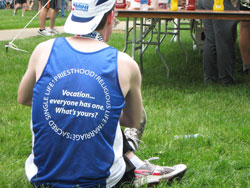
top-left (25, 37), bottom-right (126, 188)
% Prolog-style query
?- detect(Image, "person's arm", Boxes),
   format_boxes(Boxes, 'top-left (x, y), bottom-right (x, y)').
top-left (118, 52), bottom-right (143, 128)
top-left (17, 39), bottom-right (53, 106)
top-left (17, 49), bottom-right (37, 106)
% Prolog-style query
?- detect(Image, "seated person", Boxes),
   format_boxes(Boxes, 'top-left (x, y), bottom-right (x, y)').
top-left (17, 0), bottom-right (187, 187)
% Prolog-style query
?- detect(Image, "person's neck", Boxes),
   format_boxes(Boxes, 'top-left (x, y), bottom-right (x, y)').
top-left (97, 30), bottom-right (108, 42)
top-left (75, 30), bottom-right (107, 43)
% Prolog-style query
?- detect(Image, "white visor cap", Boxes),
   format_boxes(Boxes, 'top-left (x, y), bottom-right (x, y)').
top-left (64, 0), bottom-right (116, 35)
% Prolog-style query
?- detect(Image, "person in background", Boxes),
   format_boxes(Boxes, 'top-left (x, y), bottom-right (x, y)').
top-left (239, 0), bottom-right (250, 74)
top-left (60, 0), bottom-right (65, 17)
top-left (38, 0), bottom-right (41, 10)
top-left (67, 0), bottom-right (71, 10)
top-left (198, 0), bottom-right (238, 85)
top-left (13, 0), bottom-right (27, 16)
top-left (38, 0), bottom-right (61, 36)
top-left (4, 0), bottom-right (13, 9)
top-left (0, 0), bottom-right (5, 9)
top-left (26, 0), bottom-right (33, 10)
top-left (17, 0), bottom-right (187, 187)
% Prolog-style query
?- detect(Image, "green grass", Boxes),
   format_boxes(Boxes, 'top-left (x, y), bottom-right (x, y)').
top-left (0, 9), bottom-right (69, 30)
top-left (0, 23), bottom-right (250, 187)
top-left (0, 9), bottom-right (126, 30)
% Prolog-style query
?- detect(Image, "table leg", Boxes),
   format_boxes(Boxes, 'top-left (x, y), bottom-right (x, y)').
top-left (122, 17), bottom-right (129, 53)
top-left (156, 19), bottom-right (169, 77)
top-left (131, 17), bottom-right (137, 59)
top-left (139, 18), bottom-right (144, 75)
top-left (176, 19), bottom-right (188, 63)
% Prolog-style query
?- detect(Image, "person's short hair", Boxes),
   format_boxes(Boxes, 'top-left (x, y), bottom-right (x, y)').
top-left (95, 6), bottom-right (114, 31)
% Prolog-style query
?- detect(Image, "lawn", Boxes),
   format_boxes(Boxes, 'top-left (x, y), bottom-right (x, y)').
top-left (0, 9), bottom-right (68, 30)
top-left (0, 15), bottom-right (250, 188)
top-left (0, 9), bottom-right (126, 30)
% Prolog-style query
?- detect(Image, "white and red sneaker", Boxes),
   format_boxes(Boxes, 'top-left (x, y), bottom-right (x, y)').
top-left (134, 158), bottom-right (187, 187)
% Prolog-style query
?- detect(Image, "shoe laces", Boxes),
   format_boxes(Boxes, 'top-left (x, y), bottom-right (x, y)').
top-left (124, 128), bottom-right (139, 140)
top-left (124, 108), bottom-right (147, 150)
top-left (124, 128), bottom-right (144, 148)
top-left (124, 108), bottom-right (146, 141)
top-left (137, 157), bottom-right (174, 175)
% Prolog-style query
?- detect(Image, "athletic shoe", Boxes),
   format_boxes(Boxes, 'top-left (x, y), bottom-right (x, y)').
top-left (239, 68), bottom-right (250, 75)
top-left (244, 68), bottom-right (250, 74)
top-left (50, 28), bottom-right (60, 35)
top-left (134, 158), bottom-right (187, 187)
top-left (38, 29), bottom-right (54, 36)
top-left (124, 107), bottom-right (147, 151)
top-left (13, 10), bottom-right (16, 16)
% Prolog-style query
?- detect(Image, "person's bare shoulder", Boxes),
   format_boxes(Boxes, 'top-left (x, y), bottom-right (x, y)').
top-left (34, 38), bottom-right (55, 54)
top-left (117, 51), bottom-right (141, 76)
top-left (117, 51), bottom-right (141, 97)
top-left (30, 39), bottom-right (55, 80)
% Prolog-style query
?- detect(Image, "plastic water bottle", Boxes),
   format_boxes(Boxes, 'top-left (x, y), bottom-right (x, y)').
top-left (167, 0), bottom-right (171, 10)
top-left (140, 0), bottom-right (149, 10)
top-left (174, 134), bottom-right (200, 140)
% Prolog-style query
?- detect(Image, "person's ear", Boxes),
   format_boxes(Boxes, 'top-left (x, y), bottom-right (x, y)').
top-left (107, 10), bottom-right (114, 24)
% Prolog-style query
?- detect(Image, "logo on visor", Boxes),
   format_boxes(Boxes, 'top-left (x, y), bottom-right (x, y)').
top-left (73, 2), bottom-right (89, 11)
